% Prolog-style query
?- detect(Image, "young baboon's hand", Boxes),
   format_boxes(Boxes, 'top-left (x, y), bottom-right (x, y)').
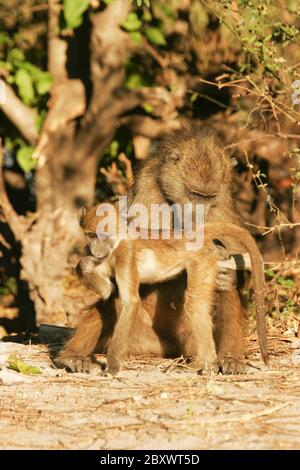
top-left (216, 267), bottom-right (237, 292)
top-left (214, 243), bottom-right (237, 292)
top-left (76, 256), bottom-right (99, 277)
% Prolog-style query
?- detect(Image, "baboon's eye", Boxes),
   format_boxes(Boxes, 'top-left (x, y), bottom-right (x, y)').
top-left (88, 232), bottom-right (97, 239)
top-left (190, 191), bottom-right (217, 199)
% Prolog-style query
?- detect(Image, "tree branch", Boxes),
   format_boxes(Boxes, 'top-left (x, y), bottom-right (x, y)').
top-left (33, 0), bottom-right (86, 168)
top-left (73, 0), bottom-right (135, 160)
top-left (0, 80), bottom-right (38, 144)
top-left (48, 0), bottom-right (68, 82)
top-left (33, 79), bottom-right (85, 165)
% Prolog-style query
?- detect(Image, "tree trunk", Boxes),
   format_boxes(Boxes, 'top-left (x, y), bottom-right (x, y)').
top-left (0, 0), bottom-right (138, 326)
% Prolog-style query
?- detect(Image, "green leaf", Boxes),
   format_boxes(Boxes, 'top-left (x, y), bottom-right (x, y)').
top-left (143, 9), bottom-right (152, 22)
top-left (265, 269), bottom-right (275, 277)
top-left (132, 0), bottom-right (149, 6)
top-left (160, 4), bottom-right (175, 20)
top-left (125, 58), bottom-right (150, 89)
top-left (14, 62), bottom-right (52, 95)
top-left (6, 277), bottom-right (17, 295)
top-left (36, 110), bottom-right (47, 131)
top-left (109, 140), bottom-right (119, 158)
top-left (7, 48), bottom-right (25, 65)
top-left (277, 277), bottom-right (295, 288)
top-left (122, 12), bottom-right (142, 32)
top-left (16, 146), bottom-right (37, 173)
top-left (0, 277), bottom-right (17, 295)
top-left (142, 102), bottom-right (153, 113)
top-left (63, 0), bottom-right (90, 30)
top-left (130, 31), bottom-right (143, 45)
top-left (248, 35), bottom-right (257, 44)
top-left (8, 354), bottom-right (41, 375)
top-left (0, 60), bottom-right (13, 73)
top-left (125, 73), bottom-right (146, 89)
top-left (36, 72), bottom-right (52, 95)
top-left (0, 32), bottom-right (11, 46)
top-left (16, 62), bottom-right (42, 79)
top-left (144, 26), bottom-right (166, 46)
top-left (15, 69), bottom-right (35, 105)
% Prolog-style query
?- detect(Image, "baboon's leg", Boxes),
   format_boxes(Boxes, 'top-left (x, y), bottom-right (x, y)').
top-left (150, 276), bottom-right (187, 357)
top-left (56, 289), bottom-right (166, 373)
top-left (106, 263), bottom-right (140, 375)
top-left (107, 300), bottom-right (139, 375)
top-left (214, 288), bottom-right (246, 374)
top-left (127, 290), bottom-right (167, 356)
top-left (56, 257), bottom-right (116, 372)
top-left (183, 256), bottom-right (218, 372)
top-left (55, 305), bottom-right (103, 373)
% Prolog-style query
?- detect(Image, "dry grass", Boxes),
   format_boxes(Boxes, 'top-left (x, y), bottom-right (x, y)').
top-left (0, 328), bottom-right (300, 450)
top-left (0, 264), bottom-right (299, 449)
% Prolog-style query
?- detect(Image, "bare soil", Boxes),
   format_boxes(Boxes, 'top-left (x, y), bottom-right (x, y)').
top-left (0, 333), bottom-right (300, 450)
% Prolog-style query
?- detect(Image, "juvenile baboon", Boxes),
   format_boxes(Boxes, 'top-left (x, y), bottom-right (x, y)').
top-left (58, 126), bottom-right (259, 373)
top-left (59, 203), bottom-right (267, 375)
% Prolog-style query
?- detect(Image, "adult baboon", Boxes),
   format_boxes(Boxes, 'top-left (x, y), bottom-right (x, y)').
top-left (57, 126), bottom-right (261, 374)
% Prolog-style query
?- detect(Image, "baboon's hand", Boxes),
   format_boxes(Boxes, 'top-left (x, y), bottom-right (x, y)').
top-left (216, 266), bottom-right (237, 291)
top-left (214, 242), bottom-right (237, 292)
top-left (76, 256), bottom-right (100, 277)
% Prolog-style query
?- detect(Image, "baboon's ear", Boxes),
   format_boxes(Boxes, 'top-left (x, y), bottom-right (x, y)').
top-left (78, 206), bottom-right (86, 226)
top-left (169, 150), bottom-right (180, 161)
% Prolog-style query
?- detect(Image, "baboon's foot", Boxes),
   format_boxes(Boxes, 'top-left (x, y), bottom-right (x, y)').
top-left (54, 355), bottom-right (94, 373)
top-left (106, 354), bottom-right (121, 376)
top-left (190, 359), bottom-right (219, 375)
top-left (218, 355), bottom-right (245, 375)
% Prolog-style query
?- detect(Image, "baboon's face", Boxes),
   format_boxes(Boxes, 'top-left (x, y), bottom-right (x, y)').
top-left (157, 128), bottom-right (233, 212)
top-left (79, 206), bottom-right (117, 259)
top-left (84, 231), bottom-right (115, 259)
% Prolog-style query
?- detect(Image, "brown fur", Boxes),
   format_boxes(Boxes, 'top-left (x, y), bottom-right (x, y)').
top-left (128, 126), bottom-right (248, 373)
top-left (57, 126), bottom-right (265, 374)
top-left (58, 203), bottom-right (268, 375)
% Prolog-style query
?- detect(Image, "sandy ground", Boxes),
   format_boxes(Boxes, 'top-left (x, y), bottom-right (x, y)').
top-left (0, 335), bottom-right (300, 450)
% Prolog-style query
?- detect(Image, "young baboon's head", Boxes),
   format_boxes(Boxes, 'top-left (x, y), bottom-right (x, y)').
top-left (79, 206), bottom-right (118, 259)
top-left (157, 126), bottom-right (234, 209)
